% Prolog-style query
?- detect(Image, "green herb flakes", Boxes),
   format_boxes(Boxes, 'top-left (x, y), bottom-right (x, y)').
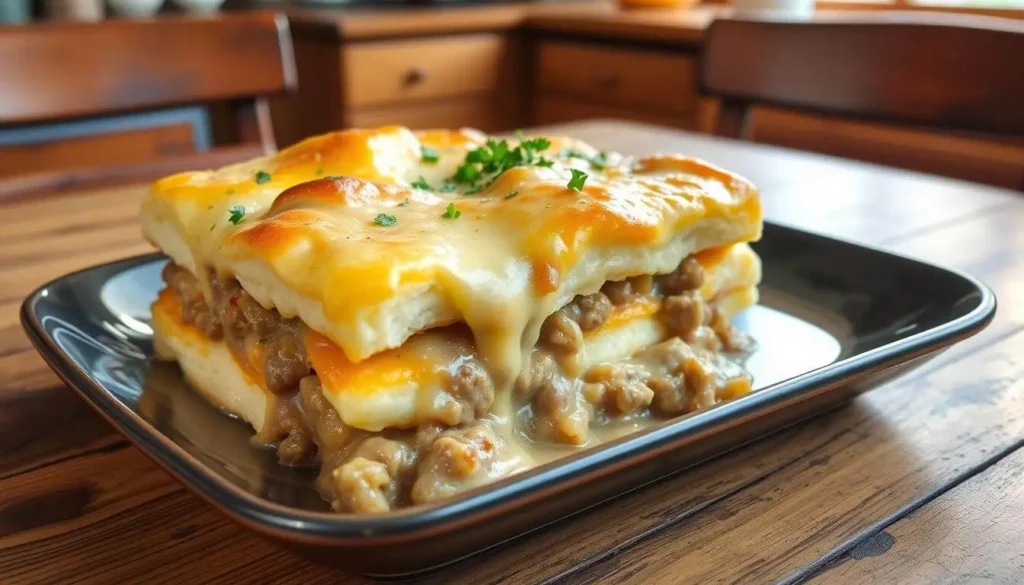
top-left (454, 164), bottom-right (480, 184)
top-left (567, 169), bottom-right (588, 191)
top-left (228, 205), bottom-right (246, 225)
top-left (421, 146), bottom-right (440, 164)
top-left (441, 202), bottom-right (462, 220)
top-left (519, 137), bottom-right (552, 152)
top-left (255, 171), bottom-right (271, 184)
top-left (374, 213), bottom-right (397, 227)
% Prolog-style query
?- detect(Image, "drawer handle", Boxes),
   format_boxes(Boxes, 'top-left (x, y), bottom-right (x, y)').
top-left (595, 72), bottom-right (620, 90)
top-left (404, 66), bottom-right (428, 87)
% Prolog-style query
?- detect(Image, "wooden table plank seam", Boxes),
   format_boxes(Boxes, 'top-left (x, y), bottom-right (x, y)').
top-left (1, 490), bottom-right (198, 583)
top-left (537, 424), bottom-right (860, 585)
top-left (821, 446), bottom-right (1024, 583)
top-left (887, 318), bottom-right (1024, 389)
top-left (787, 435), bottom-right (1024, 584)
top-left (877, 200), bottom-right (1022, 247)
top-left (0, 481), bottom-right (186, 557)
top-left (0, 439), bottom-right (129, 482)
top-left (0, 214), bottom-right (138, 247)
top-left (1, 234), bottom-right (145, 271)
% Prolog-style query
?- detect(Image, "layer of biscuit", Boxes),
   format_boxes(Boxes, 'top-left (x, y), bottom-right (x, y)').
top-left (151, 243), bottom-right (760, 432)
top-left (141, 127), bottom-right (761, 392)
top-left (152, 292), bottom-right (268, 432)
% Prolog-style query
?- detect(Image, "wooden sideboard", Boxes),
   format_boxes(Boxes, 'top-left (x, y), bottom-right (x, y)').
top-left (269, 5), bottom-right (534, 145)
top-left (271, 3), bottom-right (722, 146)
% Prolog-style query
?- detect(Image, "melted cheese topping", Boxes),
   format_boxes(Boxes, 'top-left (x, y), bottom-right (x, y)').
top-left (142, 126), bottom-right (761, 408)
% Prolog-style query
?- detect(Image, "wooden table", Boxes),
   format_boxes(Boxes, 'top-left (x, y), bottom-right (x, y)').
top-left (3, 120), bottom-right (1023, 584)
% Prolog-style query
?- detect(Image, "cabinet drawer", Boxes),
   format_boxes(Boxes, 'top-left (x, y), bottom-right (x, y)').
top-left (345, 34), bottom-right (507, 108)
top-left (536, 41), bottom-right (698, 114)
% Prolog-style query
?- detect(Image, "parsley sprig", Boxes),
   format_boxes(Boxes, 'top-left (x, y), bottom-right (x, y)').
top-left (567, 169), bottom-right (588, 191)
top-left (441, 202), bottom-right (462, 219)
top-left (451, 135), bottom-right (552, 194)
top-left (374, 213), bottom-right (397, 227)
top-left (421, 146), bottom-right (440, 164)
top-left (228, 205), bottom-right (246, 225)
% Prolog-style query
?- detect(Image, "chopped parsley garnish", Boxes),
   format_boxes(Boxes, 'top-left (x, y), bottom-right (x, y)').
top-left (441, 202), bottom-right (462, 219)
top-left (567, 169), bottom-right (588, 191)
top-left (449, 135), bottom-right (553, 193)
top-left (255, 171), bottom-right (271, 184)
top-left (411, 176), bottom-right (433, 190)
top-left (374, 213), bottom-right (397, 227)
top-left (504, 190), bottom-right (519, 199)
top-left (520, 137), bottom-right (552, 152)
top-left (454, 164), bottom-right (481, 184)
top-left (421, 146), bottom-right (440, 164)
top-left (225, 188), bottom-right (235, 195)
top-left (228, 205), bottom-right (246, 225)
top-left (439, 182), bottom-right (458, 193)
top-left (315, 167), bottom-right (324, 176)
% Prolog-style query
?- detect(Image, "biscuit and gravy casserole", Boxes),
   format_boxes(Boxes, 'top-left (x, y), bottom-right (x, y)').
top-left (141, 126), bottom-right (762, 512)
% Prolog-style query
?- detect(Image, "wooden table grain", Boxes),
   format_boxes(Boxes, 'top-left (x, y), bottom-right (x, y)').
top-left (2, 120), bottom-right (1023, 585)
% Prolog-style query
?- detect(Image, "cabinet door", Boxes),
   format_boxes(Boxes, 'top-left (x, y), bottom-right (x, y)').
top-left (536, 40), bottom-right (698, 115)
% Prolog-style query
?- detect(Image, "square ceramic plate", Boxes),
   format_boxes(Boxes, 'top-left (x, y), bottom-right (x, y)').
top-left (22, 223), bottom-right (995, 576)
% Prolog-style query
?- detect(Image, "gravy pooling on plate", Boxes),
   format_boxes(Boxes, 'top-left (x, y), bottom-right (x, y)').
top-left (141, 126), bottom-right (763, 512)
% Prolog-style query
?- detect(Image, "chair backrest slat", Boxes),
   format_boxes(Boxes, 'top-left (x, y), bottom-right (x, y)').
top-left (700, 14), bottom-right (1024, 136)
top-left (0, 11), bottom-right (297, 125)
top-left (0, 11), bottom-right (295, 190)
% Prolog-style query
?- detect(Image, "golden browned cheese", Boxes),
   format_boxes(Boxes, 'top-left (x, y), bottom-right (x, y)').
top-left (142, 126), bottom-right (762, 431)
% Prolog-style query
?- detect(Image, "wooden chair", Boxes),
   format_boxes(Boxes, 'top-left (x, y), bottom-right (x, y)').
top-left (700, 13), bottom-right (1024, 189)
top-left (0, 10), bottom-right (296, 197)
